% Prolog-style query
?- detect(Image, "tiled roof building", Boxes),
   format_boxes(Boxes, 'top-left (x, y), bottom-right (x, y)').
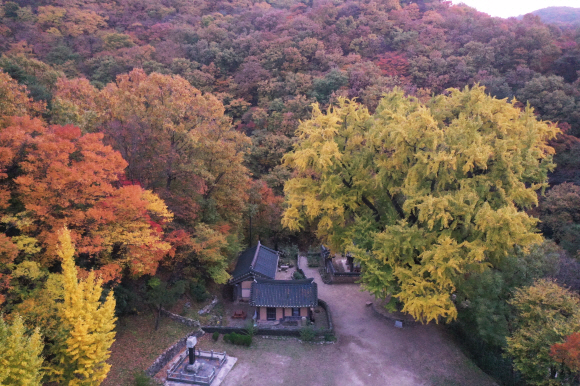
top-left (230, 241), bottom-right (279, 284)
top-left (230, 242), bottom-right (318, 324)
top-left (229, 241), bottom-right (279, 301)
top-left (250, 278), bottom-right (318, 308)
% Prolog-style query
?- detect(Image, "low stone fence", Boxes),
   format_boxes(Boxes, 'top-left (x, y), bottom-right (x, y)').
top-left (145, 330), bottom-right (204, 377)
top-left (160, 307), bottom-right (201, 328)
top-left (198, 296), bottom-right (218, 315)
top-left (370, 302), bottom-right (419, 328)
top-left (202, 298), bottom-right (334, 338)
top-left (321, 259), bottom-right (361, 284)
top-left (318, 299), bottom-right (334, 332)
top-left (202, 325), bottom-right (302, 337)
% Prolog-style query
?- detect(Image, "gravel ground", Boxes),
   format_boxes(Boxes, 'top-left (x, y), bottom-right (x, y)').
top-left (214, 256), bottom-right (497, 386)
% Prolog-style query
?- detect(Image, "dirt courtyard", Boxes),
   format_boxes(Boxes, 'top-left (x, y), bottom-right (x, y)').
top-left (197, 256), bottom-right (497, 386)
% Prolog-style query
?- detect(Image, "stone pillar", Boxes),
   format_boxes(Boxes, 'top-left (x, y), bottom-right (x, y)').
top-left (186, 336), bottom-right (197, 366)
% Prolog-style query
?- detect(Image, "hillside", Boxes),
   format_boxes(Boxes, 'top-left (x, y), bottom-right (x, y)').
top-left (2, 2), bottom-right (580, 385)
top-left (528, 6), bottom-right (580, 26)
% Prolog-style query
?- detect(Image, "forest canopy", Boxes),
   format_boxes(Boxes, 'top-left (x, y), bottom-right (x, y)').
top-left (1, 0), bottom-right (580, 384)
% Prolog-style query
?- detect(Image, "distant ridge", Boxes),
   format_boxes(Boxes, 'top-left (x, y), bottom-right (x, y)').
top-left (519, 6), bottom-right (580, 26)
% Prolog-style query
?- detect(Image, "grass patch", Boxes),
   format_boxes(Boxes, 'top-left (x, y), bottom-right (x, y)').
top-left (102, 313), bottom-right (193, 386)
top-left (132, 371), bottom-right (158, 386)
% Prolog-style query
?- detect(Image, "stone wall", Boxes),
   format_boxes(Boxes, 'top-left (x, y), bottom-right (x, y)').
top-left (160, 307), bottom-right (201, 328)
top-left (202, 298), bottom-right (334, 338)
top-left (320, 260), bottom-right (360, 284)
top-left (370, 302), bottom-right (419, 327)
top-left (145, 330), bottom-right (204, 377)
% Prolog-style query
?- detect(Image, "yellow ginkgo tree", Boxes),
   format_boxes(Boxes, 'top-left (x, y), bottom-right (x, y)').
top-left (51, 228), bottom-right (116, 386)
top-left (0, 315), bottom-right (44, 386)
top-left (283, 86), bottom-right (559, 323)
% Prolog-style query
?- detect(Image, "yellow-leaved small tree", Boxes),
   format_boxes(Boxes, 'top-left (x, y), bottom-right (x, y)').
top-left (51, 228), bottom-right (116, 386)
top-left (0, 315), bottom-right (44, 386)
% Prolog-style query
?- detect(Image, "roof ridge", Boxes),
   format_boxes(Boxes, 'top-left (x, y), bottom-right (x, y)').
top-left (255, 278), bottom-right (314, 285)
top-left (250, 240), bottom-right (261, 270)
top-left (259, 244), bottom-right (278, 253)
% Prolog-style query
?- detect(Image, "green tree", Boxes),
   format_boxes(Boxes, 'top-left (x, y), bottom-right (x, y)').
top-left (0, 315), bottom-right (44, 386)
top-left (506, 279), bottom-right (580, 385)
top-left (517, 75), bottom-right (579, 135)
top-left (145, 277), bottom-right (186, 331)
top-left (283, 86), bottom-right (558, 323)
top-left (540, 182), bottom-right (580, 255)
top-left (455, 241), bottom-right (561, 347)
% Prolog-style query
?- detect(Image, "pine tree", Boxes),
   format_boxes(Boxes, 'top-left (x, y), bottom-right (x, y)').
top-left (51, 228), bottom-right (116, 386)
top-left (0, 315), bottom-right (44, 386)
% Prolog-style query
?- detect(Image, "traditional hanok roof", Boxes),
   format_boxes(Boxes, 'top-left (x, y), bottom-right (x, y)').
top-left (249, 278), bottom-right (318, 308)
top-left (229, 241), bottom-right (279, 284)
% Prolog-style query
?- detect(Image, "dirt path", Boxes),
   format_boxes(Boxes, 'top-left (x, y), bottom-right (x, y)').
top-left (218, 256), bottom-right (496, 386)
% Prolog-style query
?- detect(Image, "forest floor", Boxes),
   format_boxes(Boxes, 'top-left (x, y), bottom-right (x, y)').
top-left (102, 312), bottom-right (193, 386)
top-left (211, 256), bottom-right (497, 386)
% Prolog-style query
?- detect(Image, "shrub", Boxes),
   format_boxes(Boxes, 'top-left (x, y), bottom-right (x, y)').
top-left (300, 325), bottom-right (316, 342)
top-left (244, 320), bottom-right (256, 337)
top-left (190, 281), bottom-right (209, 303)
top-left (239, 334), bottom-right (252, 346)
top-left (133, 371), bottom-right (155, 386)
top-left (114, 283), bottom-right (140, 316)
top-left (280, 244), bottom-right (299, 260)
top-left (212, 331), bottom-right (219, 341)
top-left (293, 270), bottom-right (305, 280)
top-left (224, 332), bottom-right (252, 346)
top-left (324, 332), bottom-right (335, 342)
top-left (307, 254), bottom-right (320, 267)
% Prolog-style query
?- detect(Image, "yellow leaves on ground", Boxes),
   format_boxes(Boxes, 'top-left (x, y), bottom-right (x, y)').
top-left (283, 85), bottom-right (558, 323)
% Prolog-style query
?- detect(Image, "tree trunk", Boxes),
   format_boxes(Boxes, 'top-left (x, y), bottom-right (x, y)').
top-left (155, 303), bottom-right (162, 331)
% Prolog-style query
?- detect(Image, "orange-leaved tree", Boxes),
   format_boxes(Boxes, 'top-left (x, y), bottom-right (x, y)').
top-left (551, 332), bottom-right (580, 381)
top-left (54, 69), bottom-right (250, 223)
top-left (0, 116), bottom-right (172, 302)
top-left (54, 69), bottom-right (251, 283)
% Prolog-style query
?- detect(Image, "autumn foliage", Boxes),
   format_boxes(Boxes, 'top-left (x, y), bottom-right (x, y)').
top-left (54, 69), bottom-right (251, 283)
top-left (0, 115), bottom-right (172, 291)
top-left (50, 228), bottom-right (116, 385)
top-left (507, 280), bottom-right (580, 385)
top-left (1, 0), bottom-right (580, 383)
top-left (0, 315), bottom-right (44, 386)
top-left (0, 71), bottom-right (45, 128)
top-left (283, 86), bottom-right (558, 323)
top-left (551, 332), bottom-right (580, 374)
